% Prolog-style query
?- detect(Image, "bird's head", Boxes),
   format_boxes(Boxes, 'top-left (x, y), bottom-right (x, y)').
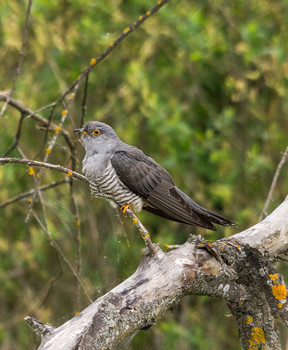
top-left (74, 121), bottom-right (120, 154)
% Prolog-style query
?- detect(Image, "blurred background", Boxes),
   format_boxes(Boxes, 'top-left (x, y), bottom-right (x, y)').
top-left (0, 0), bottom-right (288, 349)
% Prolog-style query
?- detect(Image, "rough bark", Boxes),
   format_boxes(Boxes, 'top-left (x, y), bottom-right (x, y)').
top-left (27, 196), bottom-right (288, 350)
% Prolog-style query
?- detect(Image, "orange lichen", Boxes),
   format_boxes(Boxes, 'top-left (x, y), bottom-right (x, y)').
top-left (67, 170), bottom-right (73, 177)
top-left (46, 147), bottom-right (51, 154)
top-left (278, 302), bottom-right (283, 309)
top-left (123, 27), bottom-right (130, 34)
top-left (28, 167), bottom-right (35, 176)
top-left (272, 284), bottom-right (287, 300)
top-left (90, 58), bottom-right (97, 65)
top-left (146, 11), bottom-right (150, 16)
top-left (245, 316), bottom-right (253, 324)
top-left (139, 15), bottom-right (143, 20)
top-left (62, 109), bottom-right (67, 117)
top-left (54, 126), bottom-right (61, 133)
top-left (269, 274), bottom-right (279, 281)
top-left (132, 218), bottom-right (138, 224)
top-left (75, 220), bottom-right (80, 227)
top-left (248, 327), bottom-right (266, 347)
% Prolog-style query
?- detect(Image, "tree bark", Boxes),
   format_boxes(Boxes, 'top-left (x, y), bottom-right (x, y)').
top-left (27, 196), bottom-right (288, 350)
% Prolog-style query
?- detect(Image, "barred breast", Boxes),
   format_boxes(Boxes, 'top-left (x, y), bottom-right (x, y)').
top-left (82, 154), bottom-right (143, 212)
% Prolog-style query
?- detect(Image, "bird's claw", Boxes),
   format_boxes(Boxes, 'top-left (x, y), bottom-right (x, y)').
top-left (121, 204), bottom-right (132, 214)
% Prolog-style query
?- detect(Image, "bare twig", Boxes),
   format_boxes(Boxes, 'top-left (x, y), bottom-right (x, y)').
top-left (0, 179), bottom-right (67, 209)
top-left (0, 93), bottom-right (75, 158)
top-left (69, 179), bottom-right (83, 306)
top-left (56, 0), bottom-right (170, 106)
top-left (37, 103), bottom-right (57, 159)
top-left (32, 209), bottom-right (92, 303)
top-left (1, 112), bottom-right (25, 157)
top-left (15, 147), bottom-right (50, 225)
top-left (125, 207), bottom-right (156, 255)
top-left (0, 0), bottom-right (32, 117)
top-left (259, 145), bottom-right (288, 221)
top-left (80, 74), bottom-right (89, 128)
top-left (0, 157), bottom-right (88, 182)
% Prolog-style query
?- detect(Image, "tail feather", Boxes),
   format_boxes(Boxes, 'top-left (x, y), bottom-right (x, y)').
top-left (175, 187), bottom-right (234, 227)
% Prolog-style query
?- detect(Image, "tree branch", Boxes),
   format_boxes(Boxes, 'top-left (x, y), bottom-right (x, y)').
top-left (0, 157), bottom-right (88, 183)
top-left (228, 195), bottom-right (288, 256)
top-left (0, 179), bottom-right (68, 209)
top-left (259, 146), bottom-right (288, 221)
top-left (29, 196), bottom-right (288, 350)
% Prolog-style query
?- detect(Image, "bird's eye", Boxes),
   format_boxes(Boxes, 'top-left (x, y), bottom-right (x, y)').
top-left (92, 129), bottom-right (101, 136)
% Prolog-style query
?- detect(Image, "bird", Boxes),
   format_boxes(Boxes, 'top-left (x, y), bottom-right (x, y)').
top-left (74, 121), bottom-right (233, 231)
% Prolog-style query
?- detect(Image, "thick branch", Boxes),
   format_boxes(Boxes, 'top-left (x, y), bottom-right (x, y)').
top-left (30, 197), bottom-right (288, 350)
top-left (227, 195), bottom-right (288, 255)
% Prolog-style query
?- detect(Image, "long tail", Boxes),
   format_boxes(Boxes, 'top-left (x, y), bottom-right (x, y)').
top-left (175, 188), bottom-right (234, 227)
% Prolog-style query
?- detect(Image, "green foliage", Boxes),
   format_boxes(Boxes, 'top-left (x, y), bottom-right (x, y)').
top-left (0, 0), bottom-right (288, 349)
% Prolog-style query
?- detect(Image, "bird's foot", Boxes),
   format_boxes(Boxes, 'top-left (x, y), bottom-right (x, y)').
top-left (121, 204), bottom-right (132, 214)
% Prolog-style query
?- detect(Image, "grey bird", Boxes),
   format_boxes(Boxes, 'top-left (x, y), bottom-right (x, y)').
top-left (74, 121), bottom-right (233, 231)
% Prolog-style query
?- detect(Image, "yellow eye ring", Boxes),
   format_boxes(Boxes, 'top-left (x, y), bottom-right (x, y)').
top-left (92, 129), bottom-right (101, 136)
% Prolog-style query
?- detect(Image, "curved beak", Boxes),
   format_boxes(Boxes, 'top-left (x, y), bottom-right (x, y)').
top-left (73, 128), bottom-right (84, 133)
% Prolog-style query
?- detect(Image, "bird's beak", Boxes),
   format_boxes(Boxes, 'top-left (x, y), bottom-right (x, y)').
top-left (73, 128), bottom-right (86, 134)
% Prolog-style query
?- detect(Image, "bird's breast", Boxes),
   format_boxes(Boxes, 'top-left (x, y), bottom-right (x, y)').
top-left (82, 154), bottom-right (143, 211)
top-left (82, 153), bottom-right (109, 179)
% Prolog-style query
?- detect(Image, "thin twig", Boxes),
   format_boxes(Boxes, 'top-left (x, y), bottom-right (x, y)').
top-left (0, 157), bottom-right (88, 182)
top-left (1, 112), bottom-right (25, 157)
top-left (36, 103), bottom-right (57, 159)
top-left (11, 0), bottom-right (33, 95)
top-left (32, 209), bottom-right (92, 303)
top-left (259, 145), bottom-right (288, 221)
top-left (55, 0), bottom-right (170, 105)
top-left (0, 93), bottom-right (76, 163)
top-left (69, 179), bottom-right (83, 307)
top-left (0, 179), bottom-right (67, 209)
top-left (125, 208), bottom-right (156, 255)
top-left (80, 74), bottom-right (89, 128)
top-left (0, 0), bottom-right (32, 117)
top-left (15, 147), bottom-right (49, 225)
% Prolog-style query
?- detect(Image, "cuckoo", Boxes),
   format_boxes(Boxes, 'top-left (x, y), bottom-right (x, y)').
top-left (74, 121), bottom-right (233, 230)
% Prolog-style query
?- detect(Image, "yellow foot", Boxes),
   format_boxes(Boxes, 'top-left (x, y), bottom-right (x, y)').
top-left (121, 204), bottom-right (132, 214)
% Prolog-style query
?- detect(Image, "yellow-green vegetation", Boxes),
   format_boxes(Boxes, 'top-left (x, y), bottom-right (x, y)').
top-left (0, 0), bottom-right (288, 349)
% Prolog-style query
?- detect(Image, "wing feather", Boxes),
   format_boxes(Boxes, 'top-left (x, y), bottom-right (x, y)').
top-left (111, 149), bottom-right (232, 229)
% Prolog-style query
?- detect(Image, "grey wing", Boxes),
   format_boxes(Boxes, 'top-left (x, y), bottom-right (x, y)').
top-left (111, 150), bottom-right (228, 230)
top-left (111, 149), bottom-right (172, 199)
